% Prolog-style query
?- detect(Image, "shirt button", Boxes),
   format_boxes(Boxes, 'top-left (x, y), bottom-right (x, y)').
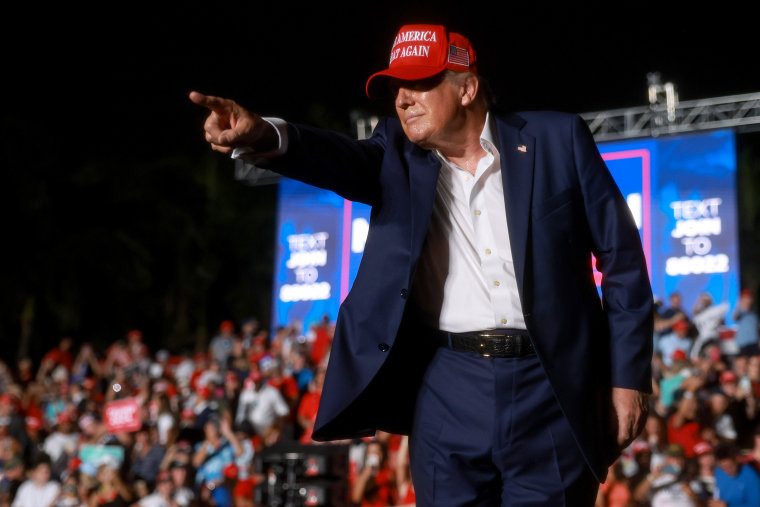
top-left (485, 248), bottom-right (491, 255)
top-left (475, 210), bottom-right (482, 216)
top-left (493, 281), bottom-right (500, 287)
top-left (400, 288), bottom-right (408, 299)
top-left (501, 318), bottom-right (508, 324)
top-left (378, 343), bottom-right (390, 352)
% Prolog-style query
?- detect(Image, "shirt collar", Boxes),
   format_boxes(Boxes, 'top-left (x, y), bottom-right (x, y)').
top-left (435, 112), bottom-right (497, 168)
top-left (480, 112), bottom-right (497, 155)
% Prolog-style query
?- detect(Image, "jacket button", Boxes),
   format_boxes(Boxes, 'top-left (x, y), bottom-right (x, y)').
top-left (400, 288), bottom-right (408, 299)
top-left (378, 343), bottom-right (390, 352)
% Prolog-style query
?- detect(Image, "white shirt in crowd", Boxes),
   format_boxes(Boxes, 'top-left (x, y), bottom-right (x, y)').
top-left (11, 479), bottom-right (60, 507)
top-left (235, 384), bottom-right (290, 435)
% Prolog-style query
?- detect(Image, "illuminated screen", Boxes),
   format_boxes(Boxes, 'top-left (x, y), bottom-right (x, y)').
top-left (272, 129), bottom-right (739, 330)
top-left (598, 129), bottom-right (739, 320)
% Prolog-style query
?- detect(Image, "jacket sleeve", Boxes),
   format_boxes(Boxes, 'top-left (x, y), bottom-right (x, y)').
top-left (571, 115), bottom-right (654, 392)
top-left (263, 119), bottom-right (389, 206)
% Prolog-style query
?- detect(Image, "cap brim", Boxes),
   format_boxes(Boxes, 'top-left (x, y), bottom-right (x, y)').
top-left (365, 65), bottom-right (446, 99)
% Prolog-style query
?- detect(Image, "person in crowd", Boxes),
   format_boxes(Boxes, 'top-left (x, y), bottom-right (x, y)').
top-left (658, 349), bottom-right (693, 412)
top-left (42, 411), bottom-right (79, 476)
top-left (167, 460), bottom-right (194, 506)
top-left (351, 439), bottom-right (395, 507)
top-left (596, 460), bottom-right (631, 507)
top-left (11, 458), bottom-right (59, 507)
top-left (209, 321), bottom-right (237, 367)
top-left (632, 443), bottom-right (698, 506)
top-left (288, 350), bottom-right (314, 395)
top-left (129, 424), bottom-right (165, 488)
top-left (667, 388), bottom-right (705, 459)
top-left (692, 293), bottom-right (730, 359)
top-left (234, 370), bottom-right (288, 445)
top-left (715, 369), bottom-right (759, 449)
top-left (296, 366), bottom-right (325, 444)
top-left (690, 441), bottom-right (717, 503)
top-left (132, 470), bottom-right (173, 507)
top-left (191, 414), bottom-right (242, 492)
top-left (733, 289), bottom-right (759, 357)
top-left (659, 321), bottom-right (694, 368)
top-left (627, 440), bottom-right (654, 500)
top-left (711, 441), bottom-right (760, 507)
top-left (87, 459), bottom-right (132, 507)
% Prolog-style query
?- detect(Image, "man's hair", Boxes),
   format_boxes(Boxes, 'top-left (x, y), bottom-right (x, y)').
top-left (714, 442), bottom-right (738, 461)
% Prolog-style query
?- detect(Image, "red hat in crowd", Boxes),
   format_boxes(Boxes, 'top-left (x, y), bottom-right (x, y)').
top-left (672, 349), bottom-right (687, 361)
top-left (220, 320), bottom-right (235, 332)
top-left (741, 289), bottom-right (753, 298)
top-left (68, 456), bottom-right (82, 471)
top-left (694, 441), bottom-right (713, 456)
top-left (631, 440), bottom-right (651, 454)
top-left (24, 415), bottom-right (42, 430)
top-left (223, 463), bottom-right (238, 479)
top-left (720, 370), bottom-right (738, 384)
top-left (673, 320), bottom-right (689, 333)
top-left (365, 24), bottom-right (478, 98)
top-left (127, 329), bottom-right (143, 341)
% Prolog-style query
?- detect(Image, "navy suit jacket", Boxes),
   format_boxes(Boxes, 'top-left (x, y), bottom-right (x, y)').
top-left (267, 110), bottom-right (653, 480)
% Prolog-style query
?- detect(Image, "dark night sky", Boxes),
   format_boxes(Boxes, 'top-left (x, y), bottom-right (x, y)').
top-left (5, 2), bottom-right (759, 160)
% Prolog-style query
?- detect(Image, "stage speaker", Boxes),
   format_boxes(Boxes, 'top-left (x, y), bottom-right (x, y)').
top-left (255, 442), bottom-right (349, 506)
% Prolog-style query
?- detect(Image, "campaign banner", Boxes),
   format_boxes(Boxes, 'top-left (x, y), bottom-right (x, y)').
top-left (79, 445), bottom-right (125, 467)
top-left (598, 129), bottom-right (739, 320)
top-left (103, 397), bottom-right (142, 433)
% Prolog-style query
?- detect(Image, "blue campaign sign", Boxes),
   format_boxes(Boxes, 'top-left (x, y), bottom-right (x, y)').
top-left (271, 178), bottom-right (370, 331)
top-left (598, 130), bottom-right (739, 321)
top-left (272, 129), bottom-right (739, 330)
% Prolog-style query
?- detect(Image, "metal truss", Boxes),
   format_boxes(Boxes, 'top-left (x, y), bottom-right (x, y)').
top-left (581, 92), bottom-right (760, 142)
top-left (235, 89), bottom-right (760, 184)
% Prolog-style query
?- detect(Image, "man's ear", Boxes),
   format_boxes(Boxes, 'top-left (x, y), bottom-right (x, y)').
top-left (460, 73), bottom-right (480, 107)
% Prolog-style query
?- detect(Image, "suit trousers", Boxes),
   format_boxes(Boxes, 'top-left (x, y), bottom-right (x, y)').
top-left (409, 346), bottom-right (600, 506)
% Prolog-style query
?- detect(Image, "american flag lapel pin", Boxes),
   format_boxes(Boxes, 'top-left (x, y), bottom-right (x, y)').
top-left (517, 144), bottom-right (527, 153)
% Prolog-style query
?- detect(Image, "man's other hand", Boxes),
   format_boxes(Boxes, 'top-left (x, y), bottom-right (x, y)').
top-left (189, 91), bottom-right (278, 155)
top-left (611, 387), bottom-right (649, 451)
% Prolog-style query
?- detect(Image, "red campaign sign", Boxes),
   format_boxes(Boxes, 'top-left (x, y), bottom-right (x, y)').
top-left (104, 398), bottom-right (142, 433)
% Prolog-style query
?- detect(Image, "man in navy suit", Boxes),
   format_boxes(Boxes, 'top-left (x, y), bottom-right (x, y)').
top-left (191, 23), bottom-right (653, 506)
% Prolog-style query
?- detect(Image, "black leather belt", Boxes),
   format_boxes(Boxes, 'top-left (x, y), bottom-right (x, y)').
top-left (434, 329), bottom-right (535, 358)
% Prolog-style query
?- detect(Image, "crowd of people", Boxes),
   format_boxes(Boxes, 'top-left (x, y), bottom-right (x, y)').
top-left (0, 288), bottom-right (758, 506)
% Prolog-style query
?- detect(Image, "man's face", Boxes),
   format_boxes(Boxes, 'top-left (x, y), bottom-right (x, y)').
top-left (393, 73), bottom-right (466, 150)
top-left (718, 457), bottom-right (739, 476)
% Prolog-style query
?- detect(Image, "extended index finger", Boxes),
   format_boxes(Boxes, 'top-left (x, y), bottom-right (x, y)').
top-left (189, 91), bottom-right (235, 114)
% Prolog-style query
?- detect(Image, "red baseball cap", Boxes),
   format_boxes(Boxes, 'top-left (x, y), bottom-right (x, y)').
top-left (720, 370), bottom-right (738, 384)
top-left (365, 24), bottom-right (477, 98)
top-left (223, 463), bottom-right (239, 479)
top-left (694, 441), bottom-right (713, 456)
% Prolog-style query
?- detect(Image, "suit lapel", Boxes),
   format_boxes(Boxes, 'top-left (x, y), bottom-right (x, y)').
top-left (495, 114), bottom-right (535, 305)
top-left (407, 144), bottom-right (441, 257)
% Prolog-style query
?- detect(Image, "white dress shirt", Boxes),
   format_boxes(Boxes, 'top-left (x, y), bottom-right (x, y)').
top-left (411, 113), bottom-right (526, 332)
